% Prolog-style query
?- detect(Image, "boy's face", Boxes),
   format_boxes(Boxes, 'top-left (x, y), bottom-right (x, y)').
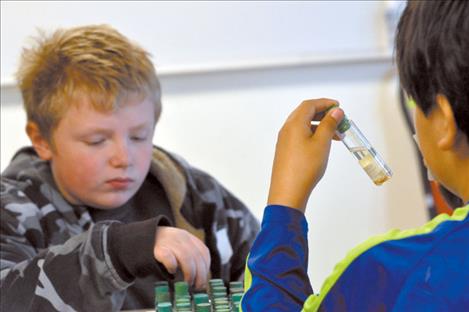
top-left (414, 106), bottom-right (437, 171)
top-left (38, 96), bottom-right (156, 209)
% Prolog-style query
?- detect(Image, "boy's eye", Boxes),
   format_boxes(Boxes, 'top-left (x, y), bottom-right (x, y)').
top-left (131, 136), bottom-right (147, 141)
top-left (86, 138), bottom-right (105, 146)
top-left (131, 130), bottom-right (149, 142)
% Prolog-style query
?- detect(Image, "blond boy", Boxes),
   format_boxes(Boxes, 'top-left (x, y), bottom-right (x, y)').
top-left (0, 25), bottom-right (259, 311)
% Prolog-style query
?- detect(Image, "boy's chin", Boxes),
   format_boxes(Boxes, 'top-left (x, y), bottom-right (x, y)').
top-left (86, 194), bottom-right (134, 210)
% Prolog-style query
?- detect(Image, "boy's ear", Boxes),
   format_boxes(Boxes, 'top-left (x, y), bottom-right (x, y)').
top-left (435, 94), bottom-right (458, 151)
top-left (26, 122), bottom-right (53, 160)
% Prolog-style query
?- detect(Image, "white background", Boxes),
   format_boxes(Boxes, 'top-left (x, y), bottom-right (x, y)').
top-left (1, 1), bottom-right (426, 293)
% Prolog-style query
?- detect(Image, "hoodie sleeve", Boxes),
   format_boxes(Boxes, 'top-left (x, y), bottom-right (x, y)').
top-left (0, 178), bottom-right (132, 312)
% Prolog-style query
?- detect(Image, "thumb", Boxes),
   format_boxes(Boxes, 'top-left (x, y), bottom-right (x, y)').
top-left (314, 108), bottom-right (344, 144)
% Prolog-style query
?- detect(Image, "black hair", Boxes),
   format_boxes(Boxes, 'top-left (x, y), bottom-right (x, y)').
top-left (395, 0), bottom-right (469, 141)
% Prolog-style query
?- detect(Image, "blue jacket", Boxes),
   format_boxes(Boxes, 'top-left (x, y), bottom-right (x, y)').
top-left (242, 204), bottom-right (469, 311)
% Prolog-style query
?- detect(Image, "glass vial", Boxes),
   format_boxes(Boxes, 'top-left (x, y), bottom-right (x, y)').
top-left (333, 110), bottom-right (392, 185)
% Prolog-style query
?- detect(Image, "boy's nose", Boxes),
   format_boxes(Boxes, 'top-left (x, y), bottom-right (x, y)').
top-left (109, 142), bottom-right (131, 168)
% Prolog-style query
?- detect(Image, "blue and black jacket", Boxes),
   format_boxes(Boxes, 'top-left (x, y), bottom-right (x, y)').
top-left (242, 204), bottom-right (469, 311)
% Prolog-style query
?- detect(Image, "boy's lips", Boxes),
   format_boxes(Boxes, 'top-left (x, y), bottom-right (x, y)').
top-left (106, 178), bottom-right (134, 190)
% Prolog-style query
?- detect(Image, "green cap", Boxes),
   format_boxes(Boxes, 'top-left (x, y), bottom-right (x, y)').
top-left (212, 286), bottom-right (227, 294)
top-left (155, 285), bottom-right (169, 293)
top-left (212, 292), bottom-right (227, 299)
top-left (213, 297), bottom-right (229, 304)
top-left (154, 285), bottom-right (170, 304)
top-left (230, 287), bottom-right (244, 294)
top-left (193, 293), bottom-right (210, 304)
top-left (209, 278), bottom-right (224, 286)
top-left (229, 281), bottom-right (243, 288)
top-left (231, 293), bottom-right (243, 303)
top-left (154, 281), bottom-right (169, 287)
top-left (175, 297), bottom-right (191, 304)
top-left (174, 281), bottom-right (189, 297)
top-left (175, 301), bottom-right (191, 311)
top-left (156, 302), bottom-right (172, 312)
top-left (195, 302), bottom-right (212, 312)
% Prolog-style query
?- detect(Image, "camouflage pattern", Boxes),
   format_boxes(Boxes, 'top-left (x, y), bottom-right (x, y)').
top-left (1, 146), bottom-right (260, 311)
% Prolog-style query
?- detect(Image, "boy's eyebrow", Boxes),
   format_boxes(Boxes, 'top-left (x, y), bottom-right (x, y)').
top-left (128, 123), bottom-right (152, 131)
top-left (77, 122), bottom-right (152, 136)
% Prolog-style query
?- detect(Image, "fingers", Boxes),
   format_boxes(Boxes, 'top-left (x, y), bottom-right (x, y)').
top-left (290, 98), bottom-right (339, 124)
top-left (190, 235), bottom-right (211, 289)
top-left (267, 98), bottom-right (345, 212)
top-left (310, 124), bottom-right (343, 141)
top-left (178, 237), bottom-right (210, 289)
top-left (179, 254), bottom-right (197, 286)
top-left (154, 246), bottom-right (178, 274)
top-left (287, 98), bottom-right (343, 144)
top-left (154, 227), bottom-right (210, 289)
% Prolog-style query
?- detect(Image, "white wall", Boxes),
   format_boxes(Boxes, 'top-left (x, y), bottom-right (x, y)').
top-left (1, 1), bottom-right (426, 292)
top-left (2, 1), bottom-right (394, 81)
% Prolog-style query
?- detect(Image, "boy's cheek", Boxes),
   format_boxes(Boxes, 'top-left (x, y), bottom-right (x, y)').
top-left (137, 143), bottom-right (154, 162)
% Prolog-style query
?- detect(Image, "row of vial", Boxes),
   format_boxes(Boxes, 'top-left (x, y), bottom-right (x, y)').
top-left (154, 279), bottom-right (244, 311)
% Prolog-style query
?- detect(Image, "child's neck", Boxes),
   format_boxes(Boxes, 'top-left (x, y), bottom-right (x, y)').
top-left (450, 139), bottom-right (469, 204)
top-left (455, 160), bottom-right (469, 204)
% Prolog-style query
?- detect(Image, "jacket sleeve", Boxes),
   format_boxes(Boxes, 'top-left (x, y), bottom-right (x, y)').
top-left (241, 205), bottom-right (313, 312)
top-left (0, 179), bottom-right (130, 312)
top-left (188, 167), bottom-right (261, 282)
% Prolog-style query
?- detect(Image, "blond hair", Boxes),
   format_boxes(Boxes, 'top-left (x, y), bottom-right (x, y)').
top-left (16, 24), bottom-right (161, 142)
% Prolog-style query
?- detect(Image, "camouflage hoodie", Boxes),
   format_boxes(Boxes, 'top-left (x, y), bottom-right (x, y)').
top-left (1, 146), bottom-right (259, 311)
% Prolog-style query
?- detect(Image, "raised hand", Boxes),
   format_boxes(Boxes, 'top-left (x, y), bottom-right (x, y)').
top-left (267, 98), bottom-right (344, 212)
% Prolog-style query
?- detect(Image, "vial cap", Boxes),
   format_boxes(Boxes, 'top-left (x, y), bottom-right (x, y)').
top-left (157, 302), bottom-right (172, 312)
top-left (154, 281), bottom-right (169, 287)
top-left (229, 281), bottom-right (243, 288)
top-left (155, 285), bottom-right (170, 303)
top-left (212, 292), bottom-right (227, 299)
top-left (230, 287), bottom-right (244, 294)
top-left (174, 281), bottom-right (189, 296)
top-left (195, 303), bottom-right (211, 312)
top-left (155, 285), bottom-right (169, 293)
top-left (193, 293), bottom-right (209, 304)
top-left (231, 293), bottom-right (243, 303)
top-left (212, 286), bottom-right (227, 294)
top-left (209, 278), bottom-right (224, 286)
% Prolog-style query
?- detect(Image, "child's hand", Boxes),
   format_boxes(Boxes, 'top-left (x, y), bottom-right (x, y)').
top-left (267, 98), bottom-right (344, 213)
top-left (154, 226), bottom-right (210, 290)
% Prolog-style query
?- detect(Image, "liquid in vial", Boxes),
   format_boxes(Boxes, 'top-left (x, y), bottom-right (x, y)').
top-left (349, 146), bottom-right (391, 185)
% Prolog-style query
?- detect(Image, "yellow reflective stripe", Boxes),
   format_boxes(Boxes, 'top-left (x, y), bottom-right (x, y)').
top-left (302, 205), bottom-right (469, 312)
top-left (240, 253), bottom-right (252, 312)
top-left (407, 97), bottom-right (417, 109)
